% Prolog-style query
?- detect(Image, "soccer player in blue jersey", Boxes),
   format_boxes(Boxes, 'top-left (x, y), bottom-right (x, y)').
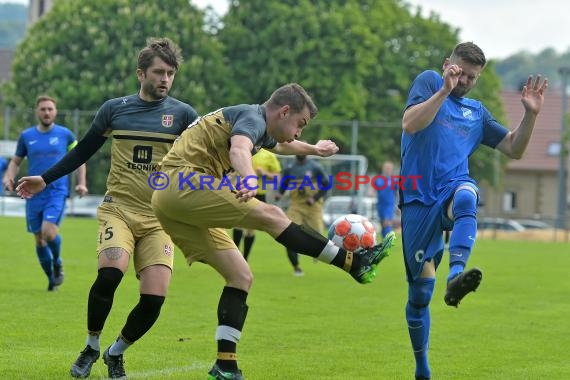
top-left (399, 42), bottom-right (548, 380)
top-left (3, 95), bottom-right (87, 291)
top-left (374, 161), bottom-right (397, 238)
top-left (17, 38), bottom-right (199, 379)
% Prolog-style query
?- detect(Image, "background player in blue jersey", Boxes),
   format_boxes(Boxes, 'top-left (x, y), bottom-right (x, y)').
top-left (399, 42), bottom-right (548, 380)
top-left (3, 95), bottom-right (87, 291)
top-left (374, 161), bottom-right (397, 238)
top-left (17, 38), bottom-right (198, 379)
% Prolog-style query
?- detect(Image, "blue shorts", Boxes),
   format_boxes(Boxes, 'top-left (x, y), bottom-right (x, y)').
top-left (26, 193), bottom-right (67, 233)
top-left (401, 181), bottom-right (478, 281)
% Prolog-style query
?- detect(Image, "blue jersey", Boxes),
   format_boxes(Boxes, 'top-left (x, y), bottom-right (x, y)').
top-left (400, 70), bottom-right (508, 206)
top-left (15, 124), bottom-right (77, 196)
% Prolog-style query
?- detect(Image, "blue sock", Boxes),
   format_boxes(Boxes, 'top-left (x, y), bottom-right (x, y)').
top-left (448, 187), bottom-right (477, 282)
top-left (47, 234), bottom-right (62, 267)
top-left (382, 225), bottom-right (394, 238)
top-left (406, 278), bottom-right (435, 379)
top-left (448, 263), bottom-right (465, 282)
top-left (36, 245), bottom-right (54, 285)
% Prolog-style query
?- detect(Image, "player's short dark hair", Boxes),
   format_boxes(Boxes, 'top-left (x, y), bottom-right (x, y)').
top-left (267, 83), bottom-right (318, 119)
top-left (35, 95), bottom-right (56, 107)
top-left (138, 37), bottom-right (183, 72)
top-left (451, 42), bottom-right (486, 67)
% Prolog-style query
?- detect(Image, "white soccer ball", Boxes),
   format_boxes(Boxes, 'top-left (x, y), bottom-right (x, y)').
top-left (327, 214), bottom-right (377, 252)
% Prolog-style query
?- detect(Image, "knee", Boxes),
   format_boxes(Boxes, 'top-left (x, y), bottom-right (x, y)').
top-left (253, 204), bottom-right (289, 234)
top-left (231, 269), bottom-right (254, 292)
top-left (43, 230), bottom-right (58, 241)
top-left (452, 188), bottom-right (478, 219)
top-left (138, 294), bottom-right (165, 315)
top-left (92, 267), bottom-right (124, 296)
top-left (408, 278), bottom-right (435, 309)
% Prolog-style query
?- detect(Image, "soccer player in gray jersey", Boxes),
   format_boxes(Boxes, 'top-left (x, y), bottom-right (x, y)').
top-left (17, 38), bottom-right (198, 379)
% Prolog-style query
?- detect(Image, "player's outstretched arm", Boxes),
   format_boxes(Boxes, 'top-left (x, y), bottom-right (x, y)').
top-left (271, 139), bottom-right (338, 157)
top-left (16, 176), bottom-right (46, 199)
top-left (496, 74), bottom-right (548, 159)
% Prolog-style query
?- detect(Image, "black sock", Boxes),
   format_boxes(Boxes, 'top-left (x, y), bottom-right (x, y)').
top-left (121, 294), bottom-right (165, 343)
top-left (275, 222), bottom-right (327, 258)
top-left (243, 235), bottom-right (255, 260)
top-left (232, 229), bottom-right (243, 247)
top-left (87, 267), bottom-right (123, 332)
top-left (276, 222), bottom-right (349, 269)
top-left (216, 287), bottom-right (248, 372)
top-left (286, 248), bottom-right (299, 267)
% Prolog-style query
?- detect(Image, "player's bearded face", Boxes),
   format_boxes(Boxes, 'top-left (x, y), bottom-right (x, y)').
top-left (36, 101), bottom-right (56, 127)
top-left (449, 59), bottom-right (482, 98)
top-left (139, 58), bottom-right (176, 101)
top-left (142, 72), bottom-right (173, 100)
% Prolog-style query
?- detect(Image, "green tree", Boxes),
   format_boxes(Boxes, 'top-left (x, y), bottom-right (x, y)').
top-left (3, 0), bottom-right (230, 193)
top-left (219, 0), bottom-right (504, 182)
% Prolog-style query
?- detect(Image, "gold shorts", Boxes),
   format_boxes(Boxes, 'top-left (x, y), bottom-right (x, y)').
top-left (97, 202), bottom-right (174, 273)
top-left (151, 168), bottom-right (261, 264)
top-left (286, 201), bottom-right (324, 234)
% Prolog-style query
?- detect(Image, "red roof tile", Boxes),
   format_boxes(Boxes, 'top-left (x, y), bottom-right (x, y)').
top-left (502, 90), bottom-right (568, 172)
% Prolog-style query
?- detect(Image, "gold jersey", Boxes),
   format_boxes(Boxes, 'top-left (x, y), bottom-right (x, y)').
top-left (92, 94), bottom-right (198, 215)
top-left (160, 104), bottom-right (277, 178)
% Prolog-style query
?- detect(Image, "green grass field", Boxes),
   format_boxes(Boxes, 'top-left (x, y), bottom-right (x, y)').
top-left (0, 216), bottom-right (568, 379)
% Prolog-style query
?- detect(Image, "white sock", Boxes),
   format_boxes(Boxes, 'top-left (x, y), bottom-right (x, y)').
top-left (86, 334), bottom-right (100, 351)
top-left (108, 336), bottom-right (131, 356)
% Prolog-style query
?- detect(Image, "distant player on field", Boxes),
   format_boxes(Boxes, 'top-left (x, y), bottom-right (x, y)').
top-left (16, 38), bottom-right (198, 379)
top-left (276, 152), bottom-right (330, 276)
top-left (232, 148), bottom-right (281, 261)
top-left (150, 83), bottom-right (396, 379)
top-left (400, 41), bottom-right (548, 380)
top-left (3, 95), bottom-right (87, 291)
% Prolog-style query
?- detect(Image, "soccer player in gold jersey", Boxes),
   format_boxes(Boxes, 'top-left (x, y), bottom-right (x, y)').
top-left (151, 83), bottom-right (396, 379)
top-left (17, 37), bottom-right (198, 379)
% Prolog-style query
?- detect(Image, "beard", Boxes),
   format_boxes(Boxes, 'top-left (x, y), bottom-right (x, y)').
top-left (39, 119), bottom-right (53, 128)
top-left (451, 85), bottom-right (471, 98)
top-left (142, 82), bottom-right (168, 101)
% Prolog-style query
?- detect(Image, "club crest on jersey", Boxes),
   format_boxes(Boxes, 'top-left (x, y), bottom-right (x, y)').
top-left (49, 137), bottom-right (59, 145)
top-left (162, 115), bottom-right (174, 128)
top-left (461, 107), bottom-right (474, 120)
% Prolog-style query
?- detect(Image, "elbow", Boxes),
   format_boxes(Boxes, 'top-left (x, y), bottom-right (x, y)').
top-left (509, 151), bottom-right (523, 160)
top-left (402, 121), bottom-right (416, 135)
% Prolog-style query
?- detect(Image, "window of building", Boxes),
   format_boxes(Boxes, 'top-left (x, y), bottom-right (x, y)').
top-left (502, 191), bottom-right (517, 212)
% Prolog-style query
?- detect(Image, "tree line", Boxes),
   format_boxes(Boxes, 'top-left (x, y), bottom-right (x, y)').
top-left (1, 0), bottom-right (520, 194)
